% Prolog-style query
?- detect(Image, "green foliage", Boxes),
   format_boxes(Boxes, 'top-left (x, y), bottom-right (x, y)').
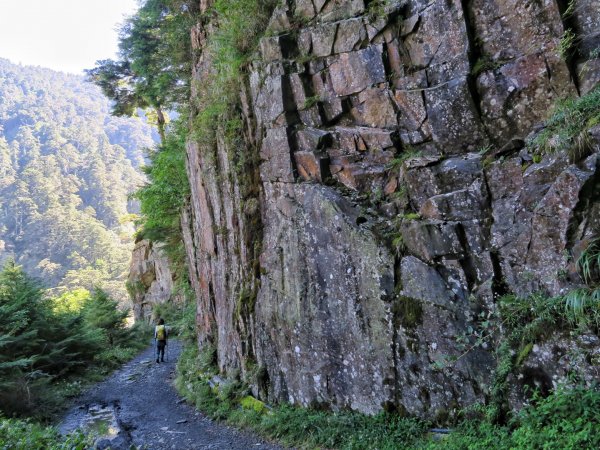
top-left (0, 261), bottom-right (100, 416)
top-left (498, 293), bottom-right (566, 342)
top-left (401, 212), bottom-right (421, 220)
top-left (240, 395), bottom-right (268, 414)
top-left (302, 95), bottom-right (321, 110)
top-left (558, 28), bottom-right (577, 59)
top-left (393, 295), bottom-right (423, 329)
top-left (93, 1), bottom-right (197, 274)
top-left (174, 299), bottom-right (198, 344)
top-left (0, 58), bottom-right (152, 300)
top-left (471, 55), bottom-right (501, 75)
top-left (151, 301), bottom-right (182, 325)
top-left (563, 287), bottom-right (600, 329)
top-left (422, 387), bottom-right (600, 450)
top-left (87, 0), bottom-right (199, 141)
top-left (191, 0), bottom-right (277, 145)
top-left (178, 348), bottom-right (600, 450)
top-left (562, 0), bottom-right (576, 19)
top-left (386, 148), bottom-right (422, 171)
top-left (0, 417), bottom-right (91, 450)
top-left (391, 234), bottom-right (406, 255)
top-left (366, 0), bottom-right (395, 21)
top-left (509, 385), bottom-right (600, 449)
top-left (487, 291), bottom-right (599, 420)
top-left (577, 237), bottom-right (600, 285)
top-left (561, 238), bottom-right (600, 329)
top-left (134, 116), bottom-right (190, 271)
top-left (81, 289), bottom-right (131, 347)
top-left (530, 85), bottom-right (600, 159)
top-left (0, 261), bottom-right (148, 418)
top-left (51, 288), bottom-right (90, 314)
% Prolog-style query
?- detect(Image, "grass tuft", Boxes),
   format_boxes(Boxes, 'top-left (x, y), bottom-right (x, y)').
top-left (0, 417), bottom-right (92, 450)
top-left (530, 85), bottom-right (600, 159)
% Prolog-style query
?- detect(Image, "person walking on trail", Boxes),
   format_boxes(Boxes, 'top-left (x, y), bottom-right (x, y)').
top-left (155, 318), bottom-right (168, 363)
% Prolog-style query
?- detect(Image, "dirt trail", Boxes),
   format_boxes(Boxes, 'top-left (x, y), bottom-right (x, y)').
top-left (60, 341), bottom-right (283, 450)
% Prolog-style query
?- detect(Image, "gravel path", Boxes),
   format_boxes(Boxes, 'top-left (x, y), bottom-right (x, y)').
top-left (60, 341), bottom-right (283, 450)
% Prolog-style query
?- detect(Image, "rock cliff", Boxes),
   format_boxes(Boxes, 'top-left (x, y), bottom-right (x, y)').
top-left (134, 0), bottom-right (600, 419)
top-left (128, 239), bottom-right (179, 321)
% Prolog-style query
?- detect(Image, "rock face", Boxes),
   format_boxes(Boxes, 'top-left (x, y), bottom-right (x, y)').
top-left (128, 239), bottom-right (179, 321)
top-left (173, 0), bottom-right (600, 419)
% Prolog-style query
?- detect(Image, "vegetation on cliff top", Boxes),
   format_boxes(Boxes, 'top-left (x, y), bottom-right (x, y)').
top-left (88, 0), bottom-right (197, 272)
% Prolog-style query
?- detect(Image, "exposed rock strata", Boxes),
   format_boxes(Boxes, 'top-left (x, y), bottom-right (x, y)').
top-left (128, 239), bottom-right (179, 321)
top-left (138, 0), bottom-right (600, 419)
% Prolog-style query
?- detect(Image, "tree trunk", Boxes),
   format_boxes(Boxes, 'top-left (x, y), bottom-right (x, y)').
top-left (156, 106), bottom-right (166, 145)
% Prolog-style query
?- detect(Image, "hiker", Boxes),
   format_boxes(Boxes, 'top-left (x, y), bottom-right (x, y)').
top-left (154, 318), bottom-right (168, 363)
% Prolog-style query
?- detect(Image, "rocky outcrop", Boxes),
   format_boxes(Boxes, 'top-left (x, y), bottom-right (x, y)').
top-left (128, 239), bottom-right (179, 321)
top-left (177, 0), bottom-right (600, 419)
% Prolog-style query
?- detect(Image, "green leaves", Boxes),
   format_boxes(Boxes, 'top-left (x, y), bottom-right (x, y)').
top-left (134, 115), bottom-right (190, 271)
top-left (0, 262), bottom-right (146, 418)
top-left (0, 417), bottom-right (92, 449)
top-left (0, 59), bottom-right (151, 300)
top-left (87, 0), bottom-right (199, 142)
top-left (576, 238), bottom-right (600, 285)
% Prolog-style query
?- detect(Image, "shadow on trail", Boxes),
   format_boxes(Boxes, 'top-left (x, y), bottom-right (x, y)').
top-left (60, 340), bottom-right (282, 450)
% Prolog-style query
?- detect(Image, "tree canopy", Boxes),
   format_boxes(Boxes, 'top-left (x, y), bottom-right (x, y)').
top-left (86, 0), bottom-right (198, 143)
top-left (0, 58), bottom-right (156, 300)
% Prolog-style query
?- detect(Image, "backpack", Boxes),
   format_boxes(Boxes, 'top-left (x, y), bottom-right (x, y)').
top-left (156, 325), bottom-right (166, 340)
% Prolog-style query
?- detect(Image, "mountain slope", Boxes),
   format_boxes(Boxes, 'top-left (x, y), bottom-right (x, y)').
top-left (0, 58), bottom-right (155, 299)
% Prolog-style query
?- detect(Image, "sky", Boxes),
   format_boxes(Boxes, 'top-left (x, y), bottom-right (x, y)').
top-left (0, 0), bottom-right (139, 74)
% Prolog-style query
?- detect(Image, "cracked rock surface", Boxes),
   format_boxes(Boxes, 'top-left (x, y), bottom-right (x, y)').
top-left (129, 0), bottom-right (600, 420)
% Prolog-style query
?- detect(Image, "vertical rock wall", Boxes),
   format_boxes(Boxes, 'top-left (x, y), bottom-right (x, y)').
top-left (180, 0), bottom-right (600, 418)
top-left (128, 239), bottom-right (179, 321)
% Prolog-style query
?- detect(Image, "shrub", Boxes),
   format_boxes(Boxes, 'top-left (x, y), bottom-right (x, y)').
top-left (81, 288), bottom-right (131, 347)
top-left (0, 261), bottom-right (147, 418)
top-left (510, 385), bottom-right (600, 449)
top-left (0, 417), bottom-right (91, 450)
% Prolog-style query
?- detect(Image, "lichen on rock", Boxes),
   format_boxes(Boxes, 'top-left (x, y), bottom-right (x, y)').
top-left (133, 0), bottom-right (600, 420)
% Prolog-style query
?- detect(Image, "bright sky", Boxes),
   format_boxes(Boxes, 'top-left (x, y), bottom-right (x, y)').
top-left (0, 0), bottom-right (139, 74)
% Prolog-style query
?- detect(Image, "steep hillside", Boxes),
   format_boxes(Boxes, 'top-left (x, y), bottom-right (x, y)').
top-left (0, 58), bottom-right (155, 299)
top-left (126, 0), bottom-right (600, 421)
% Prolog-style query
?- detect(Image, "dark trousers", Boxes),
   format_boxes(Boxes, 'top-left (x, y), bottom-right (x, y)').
top-left (156, 340), bottom-right (166, 361)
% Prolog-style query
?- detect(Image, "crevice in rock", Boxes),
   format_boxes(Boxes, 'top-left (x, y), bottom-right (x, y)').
top-left (490, 250), bottom-right (509, 300)
top-left (554, 0), bottom-right (581, 94)
top-left (207, 281), bottom-right (218, 344)
top-left (459, 0), bottom-right (484, 119)
top-left (282, 74), bottom-right (302, 128)
top-left (280, 33), bottom-right (300, 60)
top-left (566, 158), bottom-right (600, 248)
top-left (356, 215), bottom-right (368, 225)
top-left (280, 74), bottom-right (302, 181)
top-left (543, 55), bottom-right (553, 81)
top-left (456, 223), bottom-right (478, 291)
top-left (299, 71), bottom-right (317, 99)
top-left (381, 41), bottom-right (394, 89)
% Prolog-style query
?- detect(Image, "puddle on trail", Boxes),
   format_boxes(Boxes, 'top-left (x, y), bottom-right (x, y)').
top-left (84, 404), bottom-right (120, 438)
top-left (61, 403), bottom-right (122, 443)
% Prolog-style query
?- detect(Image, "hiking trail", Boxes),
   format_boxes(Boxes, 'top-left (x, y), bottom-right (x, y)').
top-left (60, 341), bottom-right (283, 450)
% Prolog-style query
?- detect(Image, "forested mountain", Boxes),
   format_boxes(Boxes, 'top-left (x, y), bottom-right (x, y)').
top-left (0, 58), bottom-right (155, 299)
